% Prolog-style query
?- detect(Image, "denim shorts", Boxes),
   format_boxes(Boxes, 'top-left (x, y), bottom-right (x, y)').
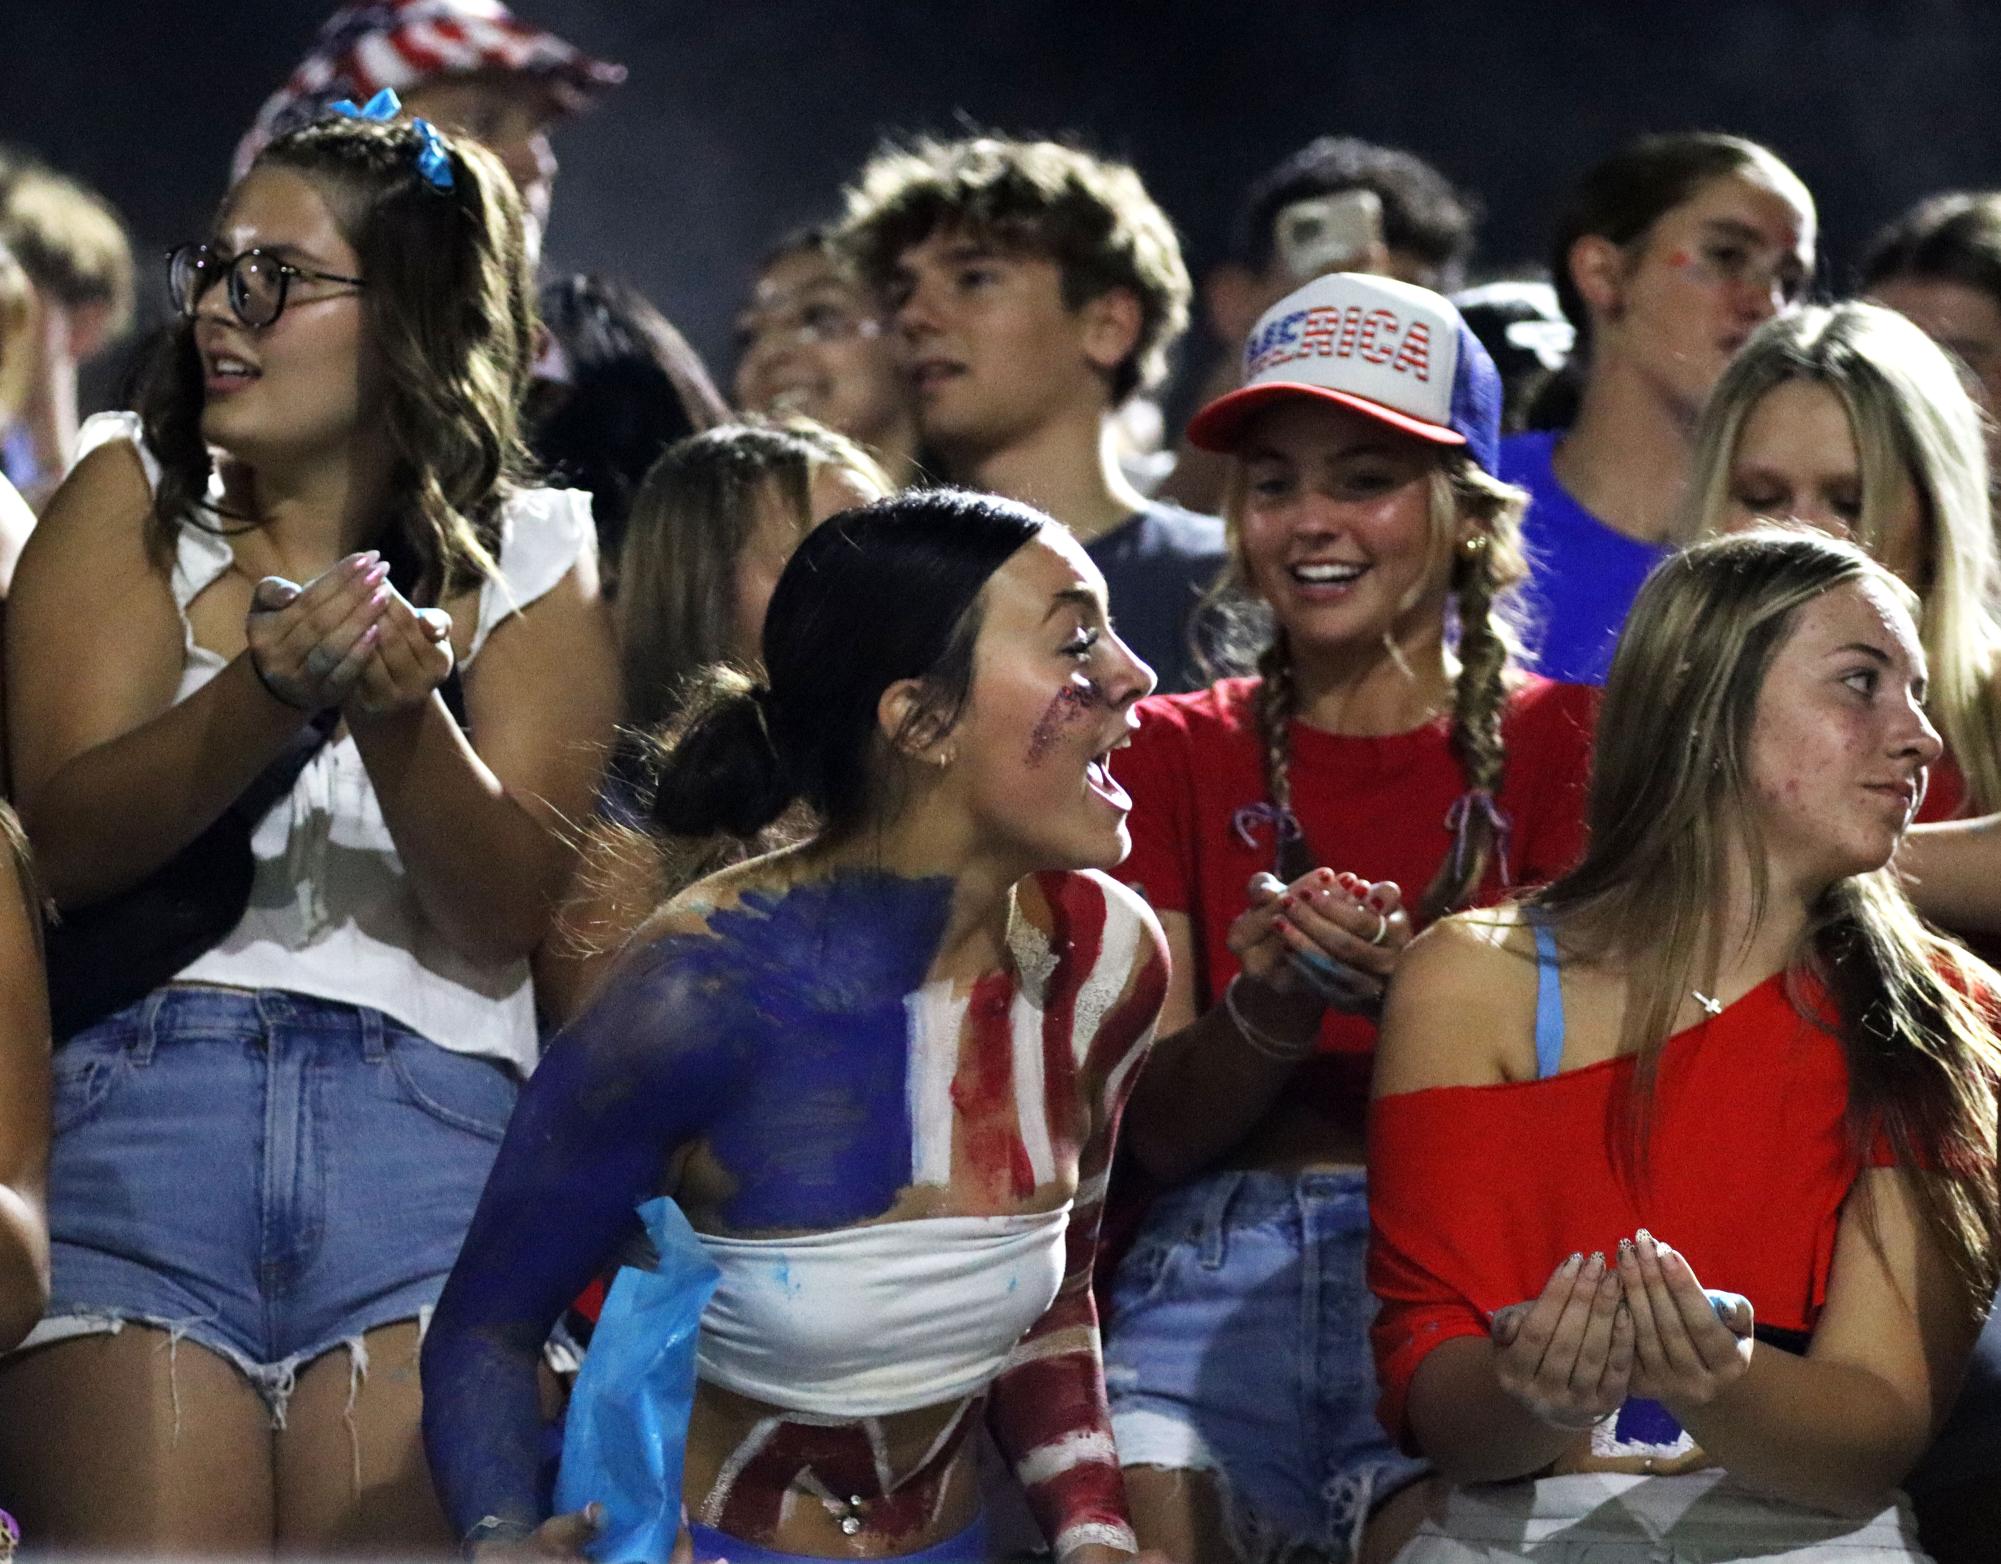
top-left (1103, 1168), bottom-right (1426, 1564)
top-left (22, 985), bottom-right (518, 1419)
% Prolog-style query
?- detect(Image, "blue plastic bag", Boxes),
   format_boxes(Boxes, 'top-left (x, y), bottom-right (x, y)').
top-left (556, 1197), bottom-right (722, 1563)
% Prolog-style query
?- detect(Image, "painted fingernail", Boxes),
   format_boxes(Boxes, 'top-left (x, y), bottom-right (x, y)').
top-left (1617, 1237), bottom-right (1636, 1256)
top-left (1318, 869), bottom-right (1335, 883)
top-left (365, 561), bottom-right (390, 584)
top-left (1562, 1251), bottom-right (1583, 1275)
top-left (360, 623), bottom-right (381, 645)
top-left (1636, 1228), bottom-right (1653, 1245)
top-left (369, 585), bottom-right (390, 607)
top-left (1584, 1250), bottom-right (1605, 1277)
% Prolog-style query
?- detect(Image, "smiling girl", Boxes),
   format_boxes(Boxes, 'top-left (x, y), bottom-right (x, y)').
top-left (1101, 273), bottom-right (1597, 1563)
top-left (424, 490), bottom-right (1173, 1564)
top-left (0, 106), bottom-right (616, 1548)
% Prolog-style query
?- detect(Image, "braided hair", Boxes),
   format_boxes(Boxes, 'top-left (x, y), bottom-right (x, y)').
top-left (1227, 457), bottom-right (1530, 920)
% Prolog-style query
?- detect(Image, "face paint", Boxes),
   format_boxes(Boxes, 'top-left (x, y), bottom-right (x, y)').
top-left (1025, 678), bottom-right (1104, 767)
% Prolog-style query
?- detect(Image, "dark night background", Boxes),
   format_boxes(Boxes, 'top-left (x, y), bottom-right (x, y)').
top-left (6, 0), bottom-right (2001, 406)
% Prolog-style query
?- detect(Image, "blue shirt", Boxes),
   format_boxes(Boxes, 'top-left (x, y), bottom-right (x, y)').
top-left (1087, 500), bottom-right (1227, 695)
top-left (1500, 430), bottom-right (1670, 686)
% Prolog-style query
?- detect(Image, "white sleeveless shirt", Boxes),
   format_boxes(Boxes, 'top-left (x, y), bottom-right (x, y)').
top-left (77, 412), bottom-right (595, 1076)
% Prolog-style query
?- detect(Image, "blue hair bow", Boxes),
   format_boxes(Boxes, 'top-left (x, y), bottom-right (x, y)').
top-left (328, 88), bottom-right (456, 191)
top-left (329, 87), bottom-right (401, 121)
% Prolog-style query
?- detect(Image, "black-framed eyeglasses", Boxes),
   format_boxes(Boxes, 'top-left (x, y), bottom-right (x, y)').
top-left (166, 242), bottom-right (367, 330)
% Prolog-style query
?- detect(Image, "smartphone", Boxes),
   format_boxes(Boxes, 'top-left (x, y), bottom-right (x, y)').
top-left (1273, 188), bottom-right (1385, 283)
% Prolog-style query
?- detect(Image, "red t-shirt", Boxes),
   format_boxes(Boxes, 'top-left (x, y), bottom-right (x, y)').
top-left (1366, 975), bottom-right (1891, 1450)
top-left (1918, 750), bottom-right (1969, 823)
top-left (1112, 674), bottom-right (1597, 1107)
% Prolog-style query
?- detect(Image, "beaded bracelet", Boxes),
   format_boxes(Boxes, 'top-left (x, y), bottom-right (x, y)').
top-left (1223, 972), bottom-right (1319, 1063)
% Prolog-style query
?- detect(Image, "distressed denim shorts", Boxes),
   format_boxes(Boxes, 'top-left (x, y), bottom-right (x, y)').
top-left (1103, 1168), bottom-right (1426, 1564)
top-left (20, 985), bottom-right (518, 1420)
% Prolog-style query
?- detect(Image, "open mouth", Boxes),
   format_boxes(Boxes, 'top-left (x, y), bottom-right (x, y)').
top-left (911, 359), bottom-right (966, 393)
top-left (204, 352), bottom-right (260, 388)
top-left (1085, 729), bottom-right (1134, 812)
top-left (1290, 561), bottom-right (1367, 587)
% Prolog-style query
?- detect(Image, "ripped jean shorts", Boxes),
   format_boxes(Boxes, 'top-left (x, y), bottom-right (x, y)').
top-left (19, 986), bottom-right (517, 1422)
top-left (1104, 1168), bottom-right (1426, 1564)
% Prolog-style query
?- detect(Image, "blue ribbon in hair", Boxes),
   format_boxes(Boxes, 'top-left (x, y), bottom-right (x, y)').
top-left (328, 89), bottom-right (456, 191)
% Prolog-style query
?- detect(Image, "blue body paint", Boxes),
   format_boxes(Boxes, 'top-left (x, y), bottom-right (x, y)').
top-left (422, 867), bottom-right (956, 1536)
top-left (682, 873), bottom-right (951, 1230)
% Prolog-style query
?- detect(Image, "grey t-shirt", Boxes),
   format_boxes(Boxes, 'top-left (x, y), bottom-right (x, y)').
top-left (1086, 500), bottom-right (1227, 695)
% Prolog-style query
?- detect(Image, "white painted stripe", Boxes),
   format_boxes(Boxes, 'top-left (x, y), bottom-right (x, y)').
top-left (698, 1415), bottom-right (779, 1525)
top-left (1054, 1521), bottom-right (1138, 1556)
top-left (1071, 890), bottom-right (1144, 1063)
top-left (1017, 1428), bottom-right (1119, 1488)
top-left (905, 985), bottom-right (967, 1188)
top-left (1013, 984), bottom-right (1055, 1189)
top-left (1001, 1324), bottom-right (1097, 1369)
top-left (1101, 1020), bottom-right (1154, 1111)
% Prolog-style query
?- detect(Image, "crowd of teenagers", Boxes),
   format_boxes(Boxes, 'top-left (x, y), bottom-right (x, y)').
top-left (3, 3), bottom-right (2001, 1562)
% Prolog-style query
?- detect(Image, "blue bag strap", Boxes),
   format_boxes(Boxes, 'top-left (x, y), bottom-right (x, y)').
top-left (1527, 909), bottom-right (1565, 1080)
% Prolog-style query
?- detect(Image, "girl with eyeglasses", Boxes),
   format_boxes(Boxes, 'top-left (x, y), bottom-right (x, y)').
top-left (0, 106), bottom-right (617, 1549)
top-left (734, 227), bottom-right (923, 490)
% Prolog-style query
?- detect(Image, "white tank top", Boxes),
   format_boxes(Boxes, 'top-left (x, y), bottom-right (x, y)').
top-left (76, 412), bottom-right (595, 1075)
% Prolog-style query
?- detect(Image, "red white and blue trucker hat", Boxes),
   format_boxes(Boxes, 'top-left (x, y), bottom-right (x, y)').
top-left (233, 0), bottom-right (626, 179)
top-left (1186, 271), bottom-right (1502, 472)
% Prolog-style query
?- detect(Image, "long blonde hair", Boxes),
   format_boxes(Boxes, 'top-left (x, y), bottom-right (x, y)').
top-left (1204, 444), bottom-right (1532, 921)
top-left (1679, 301), bottom-right (2001, 812)
top-left (1538, 527), bottom-right (2001, 1302)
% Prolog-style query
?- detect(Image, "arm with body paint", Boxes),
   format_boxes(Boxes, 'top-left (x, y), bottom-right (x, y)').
top-left (989, 888), bottom-right (1169, 1563)
top-left (421, 915), bottom-right (740, 1540)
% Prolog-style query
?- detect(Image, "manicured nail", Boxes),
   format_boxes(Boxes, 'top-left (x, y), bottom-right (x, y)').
top-left (360, 623), bottom-right (381, 646)
top-left (1279, 894), bottom-right (1295, 907)
top-left (1617, 1237), bottom-right (1636, 1256)
top-left (1584, 1250), bottom-right (1605, 1277)
top-left (1318, 869), bottom-right (1335, 882)
top-left (369, 585), bottom-right (390, 608)
top-left (1562, 1251), bottom-right (1583, 1275)
top-left (365, 561), bottom-right (390, 585)
top-left (585, 1501), bottom-right (606, 1526)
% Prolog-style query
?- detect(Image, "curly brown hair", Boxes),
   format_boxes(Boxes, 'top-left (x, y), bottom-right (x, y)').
top-left (137, 111), bottom-right (535, 604)
top-left (839, 133), bottom-right (1190, 404)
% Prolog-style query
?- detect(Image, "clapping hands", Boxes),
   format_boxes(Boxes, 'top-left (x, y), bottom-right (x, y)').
top-left (246, 551), bottom-right (453, 721)
top-left (1490, 1232), bottom-right (1754, 1433)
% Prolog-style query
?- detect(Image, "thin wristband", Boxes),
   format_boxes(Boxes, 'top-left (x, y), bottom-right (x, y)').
top-left (1223, 972), bottom-right (1318, 1062)
top-left (247, 647), bottom-right (320, 714)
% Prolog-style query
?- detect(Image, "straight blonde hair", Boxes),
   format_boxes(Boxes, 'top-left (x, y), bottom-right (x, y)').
top-left (1679, 301), bottom-right (2001, 812)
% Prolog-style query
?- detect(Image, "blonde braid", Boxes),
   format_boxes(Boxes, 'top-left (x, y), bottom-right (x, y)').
top-left (1255, 633), bottom-right (1313, 880)
top-left (1420, 464), bottom-right (1532, 921)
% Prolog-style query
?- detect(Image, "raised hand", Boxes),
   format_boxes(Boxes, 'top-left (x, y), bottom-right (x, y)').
top-left (245, 551), bottom-right (392, 712)
top-left (344, 585), bottom-right (455, 723)
top-left (1489, 1250), bottom-right (1635, 1431)
top-left (1616, 1231), bottom-right (1754, 1413)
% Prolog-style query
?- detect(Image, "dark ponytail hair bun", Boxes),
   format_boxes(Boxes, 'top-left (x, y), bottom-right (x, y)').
top-left (650, 488), bottom-right (1046, 841)
top-left (649, 667), bottom-right (797, 839)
